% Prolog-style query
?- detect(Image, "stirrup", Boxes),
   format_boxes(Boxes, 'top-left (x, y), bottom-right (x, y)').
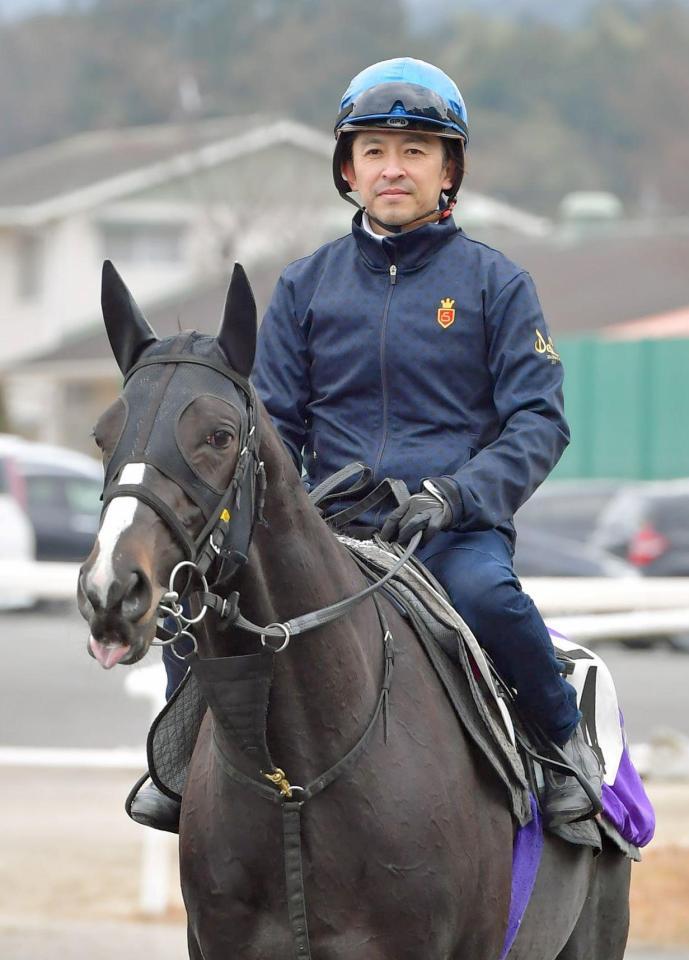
top-left (126, 773), bottom-right (181, 834)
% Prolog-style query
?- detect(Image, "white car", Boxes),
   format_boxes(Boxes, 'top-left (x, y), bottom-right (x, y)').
top-left (0, 434), bottom-right (102, 563)
top-left (0, 452), bottom-right (36, 610)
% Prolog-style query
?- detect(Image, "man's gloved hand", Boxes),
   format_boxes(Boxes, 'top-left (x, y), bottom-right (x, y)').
top-left (380, 480), bottom-right (454, 546)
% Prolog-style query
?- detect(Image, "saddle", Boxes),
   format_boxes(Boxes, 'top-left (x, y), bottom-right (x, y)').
top-left (336, 533), bottom-right (624, 854)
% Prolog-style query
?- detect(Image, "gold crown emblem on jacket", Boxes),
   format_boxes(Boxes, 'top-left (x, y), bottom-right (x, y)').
top-left (440, 298), bottom-right (455, 310)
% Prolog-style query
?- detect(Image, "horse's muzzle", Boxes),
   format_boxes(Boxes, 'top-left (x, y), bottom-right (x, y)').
top-left (78, 560), bottom-right (158, 668)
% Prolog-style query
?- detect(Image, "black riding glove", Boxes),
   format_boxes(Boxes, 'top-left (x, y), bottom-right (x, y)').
top-left (380, 481), bottom-right (454, 547)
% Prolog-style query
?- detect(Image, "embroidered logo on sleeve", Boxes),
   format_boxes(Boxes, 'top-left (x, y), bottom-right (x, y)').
top-left (437, 298), bottom-right (456, 328)
top-left (534, 328), bottom-right (561, 363)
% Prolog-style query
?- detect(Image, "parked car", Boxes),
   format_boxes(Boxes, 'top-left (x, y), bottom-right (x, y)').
top-left (513, 478), bottom-right (637, 577)
top-left (0, 435), bottom-right (102, 562)
top-left (0, 453), bottom-right (36, 609)
top-left (513, 525), bottom-right (637, 578)
top-left (589, 479), bottom-right (689, 650)
top-left (592, 479), bottom-right (689, 576)
top-left (514, 478), bottom-right (628, 544)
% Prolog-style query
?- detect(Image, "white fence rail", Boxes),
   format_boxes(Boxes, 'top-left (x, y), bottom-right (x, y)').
top-left (2, 561), bottom-right (688, 643)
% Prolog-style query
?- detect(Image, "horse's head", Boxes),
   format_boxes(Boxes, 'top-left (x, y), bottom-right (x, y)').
top-left (78, 260), bottom-right (261, 668)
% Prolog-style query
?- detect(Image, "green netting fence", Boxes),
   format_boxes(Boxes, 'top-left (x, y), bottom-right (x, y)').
top-left (554, 337), bottom-right (689, 480)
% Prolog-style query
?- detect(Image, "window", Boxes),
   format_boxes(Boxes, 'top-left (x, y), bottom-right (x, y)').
top-left (101, 223), bottom-right (185, 264)
top-left (16, 232), bottom-right (43, 300)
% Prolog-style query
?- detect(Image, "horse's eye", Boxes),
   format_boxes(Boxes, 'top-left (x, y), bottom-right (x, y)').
top-left (207, 429), bottom-right (233, 449)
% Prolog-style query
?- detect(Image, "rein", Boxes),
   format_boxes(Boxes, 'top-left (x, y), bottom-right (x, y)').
top-left (197, 529), bottom-right (421, 650)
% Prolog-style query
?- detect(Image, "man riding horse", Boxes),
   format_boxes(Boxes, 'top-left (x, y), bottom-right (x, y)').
top-left (132, 56), bottom-right (602, 833)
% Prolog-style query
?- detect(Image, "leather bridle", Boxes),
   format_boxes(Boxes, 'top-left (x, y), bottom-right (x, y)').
top-left (100, 349), bottom-right (420, 658)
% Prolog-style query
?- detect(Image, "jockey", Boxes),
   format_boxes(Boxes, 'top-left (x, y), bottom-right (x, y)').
top-left (132, 57), bottom-right (602, 832)
top-left (253, 57), bottom-right (602, 827)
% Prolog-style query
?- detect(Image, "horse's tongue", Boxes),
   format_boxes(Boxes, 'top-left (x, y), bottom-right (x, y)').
top-left (89, 635), bottom-right (130, 669)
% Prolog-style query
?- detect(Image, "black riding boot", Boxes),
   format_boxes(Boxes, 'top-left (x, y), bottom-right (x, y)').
top-left (542, 722), bottom-right (603, 828)
top-left (126, 775), bottom-right (181, 834)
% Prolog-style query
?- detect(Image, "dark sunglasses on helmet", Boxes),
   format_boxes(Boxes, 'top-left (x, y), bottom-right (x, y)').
top-left (335, 82), bottom-right (468, 141)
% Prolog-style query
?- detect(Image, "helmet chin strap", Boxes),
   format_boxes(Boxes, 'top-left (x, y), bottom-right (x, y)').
top-left (340, 190), bottom-right (455, 235)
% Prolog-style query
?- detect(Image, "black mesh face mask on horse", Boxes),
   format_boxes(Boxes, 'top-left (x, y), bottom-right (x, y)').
top-left (102, 338), bottom-right (263, 580)
top-left (99, 260), bottom-right (265, 592)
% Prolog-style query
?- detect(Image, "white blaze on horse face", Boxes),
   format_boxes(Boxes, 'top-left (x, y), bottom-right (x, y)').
top-left (88, 463), bottom-right (147, 608)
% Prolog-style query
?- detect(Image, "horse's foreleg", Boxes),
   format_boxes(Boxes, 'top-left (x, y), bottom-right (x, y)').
top-left (555, 841), bottom-right (631, 960)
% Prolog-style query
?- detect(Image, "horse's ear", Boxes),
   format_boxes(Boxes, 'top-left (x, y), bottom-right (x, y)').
top-left (101, 260), bottom-right (158, 374)
top-left (218, 262), bottom-right (257, 378)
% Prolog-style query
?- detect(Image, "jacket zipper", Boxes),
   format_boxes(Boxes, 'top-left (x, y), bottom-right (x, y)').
top-left (372, 262), bottom-right (398, 479)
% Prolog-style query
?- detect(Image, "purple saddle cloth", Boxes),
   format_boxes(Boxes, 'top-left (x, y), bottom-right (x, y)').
top-left (499, 718), bottom-right (654, 959)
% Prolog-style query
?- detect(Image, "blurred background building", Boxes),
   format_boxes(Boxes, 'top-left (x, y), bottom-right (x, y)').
top-left (1, 0), bottom-right (688, 479)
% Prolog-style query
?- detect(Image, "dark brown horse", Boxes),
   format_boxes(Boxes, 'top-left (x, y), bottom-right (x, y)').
top-left (78, 261), bottom-right (630, 960)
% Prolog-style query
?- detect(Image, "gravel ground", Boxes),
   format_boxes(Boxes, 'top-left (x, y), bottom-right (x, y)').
top-left (1, 765), bottom-right (688, 957)
top-left (0, 919), bottom-right (187, 960)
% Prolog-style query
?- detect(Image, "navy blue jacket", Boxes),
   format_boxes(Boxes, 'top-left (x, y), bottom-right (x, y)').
top-left (252, 212), bottom-right (569, 540)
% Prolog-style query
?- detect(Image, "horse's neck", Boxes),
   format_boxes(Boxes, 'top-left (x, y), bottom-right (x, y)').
top-left (230, 422), bottom-right (384, 781)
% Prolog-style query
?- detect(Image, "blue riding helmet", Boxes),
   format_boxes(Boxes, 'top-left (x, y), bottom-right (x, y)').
top-left (333, 58), bottom-right (468, 204)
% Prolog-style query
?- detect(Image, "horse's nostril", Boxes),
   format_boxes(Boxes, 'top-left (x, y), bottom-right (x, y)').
top-left (121, 569), bottom-right (153, 623)
top-left (82, 575), bottom-right (103, 614)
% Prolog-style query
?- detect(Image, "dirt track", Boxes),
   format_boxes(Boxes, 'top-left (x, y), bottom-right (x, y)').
top-left (1, 767), bottom-right (687, 950)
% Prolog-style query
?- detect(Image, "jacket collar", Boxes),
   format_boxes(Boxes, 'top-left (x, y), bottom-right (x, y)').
top-left (352, 209), bottom-right (458, 272)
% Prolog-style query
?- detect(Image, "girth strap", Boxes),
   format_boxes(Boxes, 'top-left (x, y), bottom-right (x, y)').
top-left (283, 802), bottom-right (311, 959)
top-left (206, 596), bottom-right (395, 959)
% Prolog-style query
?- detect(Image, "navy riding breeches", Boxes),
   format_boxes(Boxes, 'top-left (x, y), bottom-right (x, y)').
top-left (162, 629), bottom-right (194, 699)
top-left (417, 528), bottom-right (580, 746)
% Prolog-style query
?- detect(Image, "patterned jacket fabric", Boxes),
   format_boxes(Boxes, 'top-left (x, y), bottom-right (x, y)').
top-left (252, 211), bottom-right (569, 540)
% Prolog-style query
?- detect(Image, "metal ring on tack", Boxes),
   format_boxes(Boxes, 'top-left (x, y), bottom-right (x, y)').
top-left (170, 630), bottom-right (198, 661)
top-left (151, 615), bottom-right (185, 647)
top-left (167, 560), bottom-right (209, 624)
top-left (169, 560), bottom-right (209, 593)
top-left (260, 622), bottom-right (291, 654)
top-left (157, 602), bottom-right (184, 620)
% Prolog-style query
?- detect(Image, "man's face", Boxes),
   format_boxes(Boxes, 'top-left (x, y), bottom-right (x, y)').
top-left (341, 130), bottom-right (454, 234)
